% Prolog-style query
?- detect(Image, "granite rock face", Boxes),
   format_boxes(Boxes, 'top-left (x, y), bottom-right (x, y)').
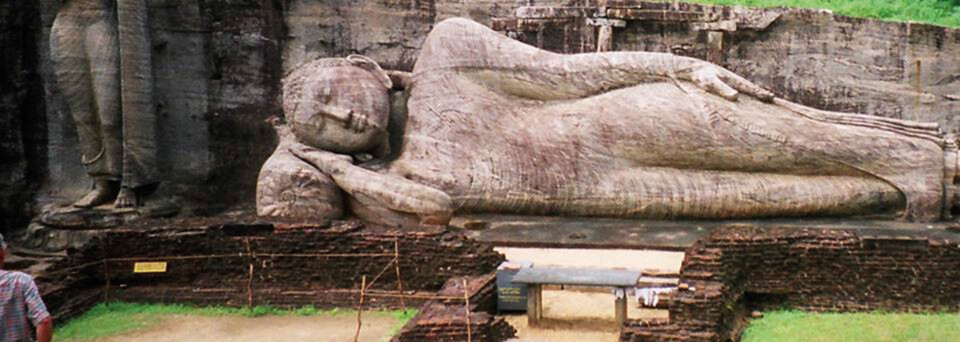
top-left (3, 0), bottom-right (958, 232)
top-left (281, 0), bottom-right (532, 72)
top-left (0, 1), bottom-right (45, 234)
top-left (494, 1), bottom-right (960, 133)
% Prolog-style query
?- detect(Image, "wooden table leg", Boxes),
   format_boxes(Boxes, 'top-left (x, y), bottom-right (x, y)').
top-left (527, 284), bottom-right (542, 327)
top-left (615, 287), bottom-right (628, 326)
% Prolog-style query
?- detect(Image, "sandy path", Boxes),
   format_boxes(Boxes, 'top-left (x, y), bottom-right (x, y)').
top-left (96, 314), bottom-right (398, 342)
top-left (504, 289), bottom-right (669, 342)
top-left (495, 247), bottom-right (678, 341)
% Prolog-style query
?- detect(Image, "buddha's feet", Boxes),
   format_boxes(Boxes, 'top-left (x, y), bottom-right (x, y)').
top-left (114, 186), bottom-right (140, 208)
top-left (948, 137), bottom-right (960, 217)
top-left (73, 179), bottom-right (119, 208)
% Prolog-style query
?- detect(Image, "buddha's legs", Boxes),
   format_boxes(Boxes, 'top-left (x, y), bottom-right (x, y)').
top-left (698, 89), bottom-right (948, 221)
top-left (458, 167), bottom-right (904, 219)
top-left (558, 81), bottom-right (948, 221)
top-left (412, 19), bottom-right (952, 221)
top-left (416, 81), bottom-right (945, 221)
top-left (51, 9), bottom-right (122, 207)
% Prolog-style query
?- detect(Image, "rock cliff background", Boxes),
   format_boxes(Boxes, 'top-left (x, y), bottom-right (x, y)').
top-left (1, 0), bottom-right (957, 234)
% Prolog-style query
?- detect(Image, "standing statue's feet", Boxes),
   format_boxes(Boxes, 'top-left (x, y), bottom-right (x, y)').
top-left (114, 186), bottom-right (140, 208)
top-left (73, 179), bottom-right (120, 208)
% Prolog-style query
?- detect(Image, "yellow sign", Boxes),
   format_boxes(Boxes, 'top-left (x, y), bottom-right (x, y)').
top-left (133, 262), bottom-right (168, 273)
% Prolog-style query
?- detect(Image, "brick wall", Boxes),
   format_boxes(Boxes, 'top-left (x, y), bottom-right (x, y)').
top-left (38, 216), bottom-right (505, 321)
top-left (621, 226), bottom-right (960, 342)
top-left (392, 274), bottom-right (516, 342)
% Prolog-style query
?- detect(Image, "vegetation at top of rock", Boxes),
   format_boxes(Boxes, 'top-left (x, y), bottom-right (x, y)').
top-left (742, 310), bottom-right (960, 342)
top-left (684, 0), bottom-right (960, 28)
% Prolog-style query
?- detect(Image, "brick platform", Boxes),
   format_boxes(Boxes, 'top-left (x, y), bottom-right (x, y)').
top-left (38, 216), bottom-right (505, 322)
top-left (621, 226), bottom-right (960, 342)
top-left (392, 274), bottom-right (516, 342)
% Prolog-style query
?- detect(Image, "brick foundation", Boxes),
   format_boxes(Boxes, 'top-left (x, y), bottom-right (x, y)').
top-left (392, 274), bottom-right (517, 342)
top-left (38, 216), bottom-right (505, 323)
top-left (621, 226), bottom-right (960, 342)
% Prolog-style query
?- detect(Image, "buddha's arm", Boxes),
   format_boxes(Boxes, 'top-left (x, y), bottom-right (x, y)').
top-left (419, 18), bottom-right (774, 102)
top-left (544, 52), bottom-right (773, 102)
top-left (289, 144), bottom-right (454, 225)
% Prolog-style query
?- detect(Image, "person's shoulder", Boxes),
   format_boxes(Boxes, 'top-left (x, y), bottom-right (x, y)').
top-left (0, 270), bottom-right (37, 284)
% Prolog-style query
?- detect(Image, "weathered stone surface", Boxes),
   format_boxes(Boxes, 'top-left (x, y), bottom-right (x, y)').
top-left (37, 200), bottom-right (179, 229)
top-left (49, 0), bottom-right (161, 209)
top-left (496, 1), bottom-right (960, 133)
top-left (34, 0), bottom-right (282, 214)
top-left (282, 0), bottom-right (535, 73)
top-left (2, 0), bottom-right (958, 232)
top-left (264, 17), bottom-right (957, 225)
top-left (0, 0), bottom-right (45, 234)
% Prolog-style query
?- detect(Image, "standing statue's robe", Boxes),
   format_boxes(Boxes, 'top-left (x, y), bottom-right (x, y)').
top-left (51, 0), bottom-right (158, 188)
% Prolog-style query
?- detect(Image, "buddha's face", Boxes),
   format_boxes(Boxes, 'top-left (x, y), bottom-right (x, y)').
top-left (288, 66), bottom-right (390, 154)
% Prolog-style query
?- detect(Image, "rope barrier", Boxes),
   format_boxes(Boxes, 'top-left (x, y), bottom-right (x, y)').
top-left (244, 238), bottom-right (255, 309)
top-left (40, 239), bottom-right (484, 316)
top-left (97, 286), bottom-right (469, 301)
top-left (464, 278), bottom-right (472, 342)
top-left (393, 240), bottom-right (407, 311)
top-left (41, 252), bottom-right (393, 277)
top-left (354, 275), bottom-right (366, 342)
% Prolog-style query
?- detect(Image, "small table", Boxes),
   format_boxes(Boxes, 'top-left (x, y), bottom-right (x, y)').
top-left (510, 267), bottom-right (641, 327)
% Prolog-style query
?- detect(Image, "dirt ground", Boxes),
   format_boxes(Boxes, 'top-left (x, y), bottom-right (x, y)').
top-left (95, 314), bottom-right (398, 342)
top-left (503, 289), bottom-right (669, 342)
top-left (495, 247), bottom-right (677, 342)
top-left (82, 247), bottom-right (677, 342)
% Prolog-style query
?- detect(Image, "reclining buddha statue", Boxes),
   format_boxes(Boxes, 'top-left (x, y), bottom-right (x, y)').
top-left (257, 18), bottom-right (959, 226)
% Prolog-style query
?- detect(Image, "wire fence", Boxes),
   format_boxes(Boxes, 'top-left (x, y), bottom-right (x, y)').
top-left (44, 236), bottom-right (478, 342)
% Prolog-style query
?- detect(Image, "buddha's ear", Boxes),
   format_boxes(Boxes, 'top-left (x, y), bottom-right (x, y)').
top-left (373, 139), bottom-right (391, 159)
top-left (347, 55), bottom-right (393, 89)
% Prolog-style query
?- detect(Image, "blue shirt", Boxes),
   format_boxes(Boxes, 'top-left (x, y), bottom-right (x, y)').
top-left (0, 271), bottom-right (50, 342)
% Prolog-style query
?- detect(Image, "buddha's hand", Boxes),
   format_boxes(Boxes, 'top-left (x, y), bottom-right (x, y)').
top-left (287, 143), bottom-right (353, 175)
top-left (684, 62), bottom-right (775, 102)
top-left (289, 141), bottom-right (453, 226)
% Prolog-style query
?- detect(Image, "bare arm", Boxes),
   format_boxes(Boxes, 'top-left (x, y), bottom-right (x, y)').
top-left (36, 318), bottom-right (53, 342)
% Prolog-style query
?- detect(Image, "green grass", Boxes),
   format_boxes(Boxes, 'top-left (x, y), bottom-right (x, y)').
top-left (55, 302), bottom-right (417, 342)
top-left (742, 310), bottom-right (960, 342)
top-left (678, 0), bottom-right (960, 28)
top-left (384, 309), bottom-right (419, 342)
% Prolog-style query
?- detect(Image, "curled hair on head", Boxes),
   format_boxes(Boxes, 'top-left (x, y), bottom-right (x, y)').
top-left (281, 56), bottom-right (393, 118)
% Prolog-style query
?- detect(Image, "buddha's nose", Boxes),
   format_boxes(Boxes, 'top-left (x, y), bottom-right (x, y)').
top-left (316, 103), bottom-right (353, 125)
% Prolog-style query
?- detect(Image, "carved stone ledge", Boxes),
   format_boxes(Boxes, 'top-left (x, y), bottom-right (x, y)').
top-left (39, 200), bottom-right (180, 230)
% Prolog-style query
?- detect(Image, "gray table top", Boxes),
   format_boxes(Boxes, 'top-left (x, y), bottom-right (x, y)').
top-left (510, 267), bottom-right (641, 287)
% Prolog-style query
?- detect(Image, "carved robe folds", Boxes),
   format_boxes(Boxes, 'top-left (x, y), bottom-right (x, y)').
top-left (257, 18), bottom-right (959, 225)
top-left (51, 0), bottom-right (158, 188)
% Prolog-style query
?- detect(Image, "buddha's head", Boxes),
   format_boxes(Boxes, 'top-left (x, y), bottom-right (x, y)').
top-left (282, 55), bottom-right (392, 154)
